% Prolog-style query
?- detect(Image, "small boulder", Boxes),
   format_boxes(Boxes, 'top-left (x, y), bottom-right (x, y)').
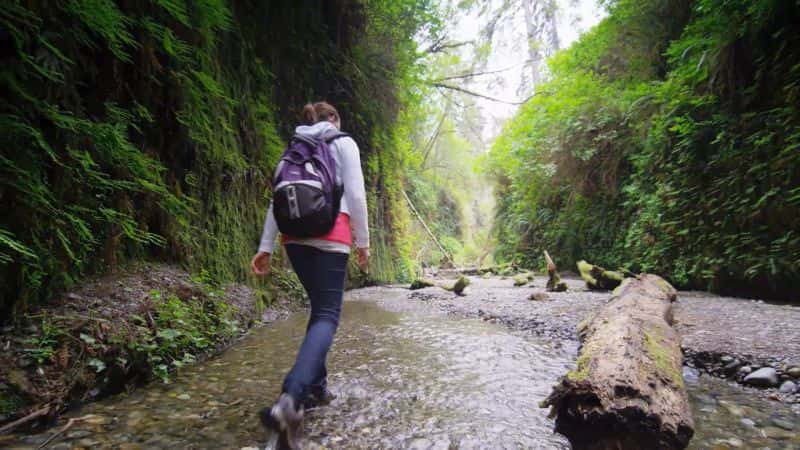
top-left (787, 366), bottom-right (800, 379)
top-left (737, 366), bottom-right (753, 377)
top-left (512, 274), bottom-right (529, 286)
top-left (779, 380), bottom-right (797, 394)
top-left (743, 367), bottom-right (779, 387)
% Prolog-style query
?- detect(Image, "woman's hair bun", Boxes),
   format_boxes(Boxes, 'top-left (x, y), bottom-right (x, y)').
top-left (302, 103), bottom-right (318, 125)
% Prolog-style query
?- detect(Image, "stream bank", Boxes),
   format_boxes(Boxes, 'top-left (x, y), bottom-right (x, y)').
top-left (0, 264), bottom-right (303, 435)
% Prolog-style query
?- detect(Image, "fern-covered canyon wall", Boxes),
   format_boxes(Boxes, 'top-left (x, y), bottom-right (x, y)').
top-left (0, 0), bottom-right (431, 320)
top-left (488, 0), bottom-right (800, 300)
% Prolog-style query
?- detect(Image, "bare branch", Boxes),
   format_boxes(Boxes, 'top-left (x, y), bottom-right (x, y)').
top-left (424, 39), bottom-right (474, 54)
top-left (429, 82), bottom-right (532, 105)
top-left (433, 60), bottom-right (533, 82)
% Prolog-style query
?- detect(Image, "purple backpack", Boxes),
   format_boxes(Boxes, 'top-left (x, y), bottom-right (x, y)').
top-left (272, 133), bottom-right (347, 237)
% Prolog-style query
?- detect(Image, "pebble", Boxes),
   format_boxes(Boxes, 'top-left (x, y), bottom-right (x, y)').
top-left (779, 380), bottom-right (797, 394)
top-left (740, 418), bottom-right (756, 427)
top-left (743, 367), bottom-right (779, 387)
top-left (738, 366), bottom-right (753, 377)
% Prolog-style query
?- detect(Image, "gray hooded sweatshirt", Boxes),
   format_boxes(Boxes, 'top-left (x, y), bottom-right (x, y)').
top-left (258, 121), bottom-right (369, 254)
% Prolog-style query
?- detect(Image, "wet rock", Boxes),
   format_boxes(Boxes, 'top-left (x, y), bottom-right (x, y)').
top-left (683, 366), bottom-right (700, 385)
top-left (743, 367), bottom-right (779, 387)
top-left (66, 430), bottom-right (92, 439)
top-left (779, 380), bottom-right (797, 394)
top-left (771, 417), bottom-right (796, 431)
top-left (722, 359), bottom-right (743, 375)
top-left (720, 401), bottom-right (744, 417)
top-left (721, 355), bottom-right (734, 363)
top-left (762, 426), bottom-right (795, 440)
top-left (788, 367), bottom-right (800, 379)
top-left (715, 437), bottom-right (743, 448)
top-left (740, 418), bottom-right (756, 427)
top-left (738, 366), bottom-right (753, 377)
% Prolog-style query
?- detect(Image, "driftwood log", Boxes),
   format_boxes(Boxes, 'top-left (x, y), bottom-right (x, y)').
top-left (543, 274), bottom-right (694, 450)
top-left (543, 250), bottom-right (567, 292)
top-left (577, 260), bottom-right (625, 290)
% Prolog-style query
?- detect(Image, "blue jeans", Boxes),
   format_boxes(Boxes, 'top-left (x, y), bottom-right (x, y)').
top-left (282, 244), bottom-right (349, 404)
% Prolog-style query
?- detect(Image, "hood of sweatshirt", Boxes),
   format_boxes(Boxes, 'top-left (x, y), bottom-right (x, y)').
top-left (294, 121), bottom-right (341, 142)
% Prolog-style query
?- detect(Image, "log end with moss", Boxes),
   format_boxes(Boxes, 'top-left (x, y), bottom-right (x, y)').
top-left (451, 276), bottom-right (470, 296)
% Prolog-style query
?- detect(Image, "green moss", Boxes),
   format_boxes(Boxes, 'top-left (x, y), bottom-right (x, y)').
top-left (643, 330), bottom-right (683, 388)
top-left (567, 348), bottom-right (593, 381)
top-left (0, 391), bottom-right (23, 415)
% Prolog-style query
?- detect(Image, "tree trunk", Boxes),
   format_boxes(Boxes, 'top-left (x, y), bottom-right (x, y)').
top-left (543, 274), bottom-right (694, 450)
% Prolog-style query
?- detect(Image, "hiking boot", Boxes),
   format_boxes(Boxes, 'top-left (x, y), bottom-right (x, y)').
top-left (304, 387), bottom-right (337, 409)
top-left (260, 393), bottom-right (304, 449)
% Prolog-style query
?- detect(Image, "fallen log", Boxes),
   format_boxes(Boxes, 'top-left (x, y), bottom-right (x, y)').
top-left (543, 251), bottom-right (567, 292)
top-left (576, 260), bottom-right (625, 290)
top-left (409, 278), bottom-right (436, 290)
top-left (542, 274), bottom-right (694, 450)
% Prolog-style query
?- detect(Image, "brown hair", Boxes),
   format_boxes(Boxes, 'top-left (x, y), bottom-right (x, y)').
top-left (301, 101), bottom-right (339, 125)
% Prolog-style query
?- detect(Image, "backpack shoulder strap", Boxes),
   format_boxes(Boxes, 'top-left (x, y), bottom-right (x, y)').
top-left (325, 132), bottom-right (350, 143)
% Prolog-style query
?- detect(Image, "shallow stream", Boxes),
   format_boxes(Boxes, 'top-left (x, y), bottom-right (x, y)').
top-left (4, 288), bottom-right (798, 449)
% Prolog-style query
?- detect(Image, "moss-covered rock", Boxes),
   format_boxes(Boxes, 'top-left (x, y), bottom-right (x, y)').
top-left (513, 274), bottom-right (530, 286)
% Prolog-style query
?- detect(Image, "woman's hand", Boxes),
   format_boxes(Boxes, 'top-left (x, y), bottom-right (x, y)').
top-left (357, 247), bottom-right (370, 271)
top-left (251, 252), bottom-right (271, 276)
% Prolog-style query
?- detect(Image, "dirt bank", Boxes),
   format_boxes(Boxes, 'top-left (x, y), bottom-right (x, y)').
top-left (0, 264), bottom-right (302, 434)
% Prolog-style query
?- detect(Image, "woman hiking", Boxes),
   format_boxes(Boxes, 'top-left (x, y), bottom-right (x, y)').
top-left (251, 101), bottom-right (369, 447)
